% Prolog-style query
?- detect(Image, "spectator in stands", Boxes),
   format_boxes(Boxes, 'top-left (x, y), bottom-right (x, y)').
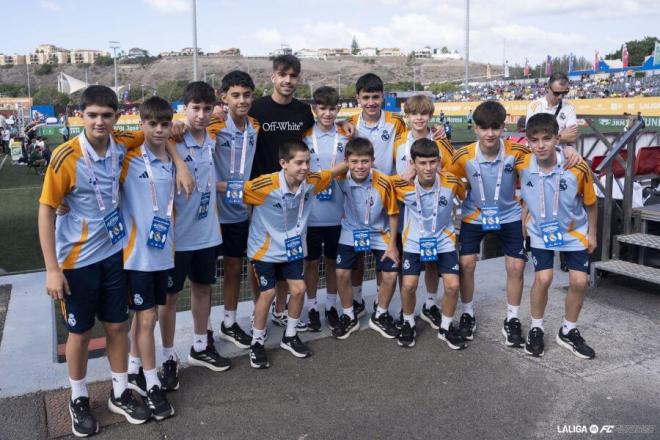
top-left (507, 116), bottom-right (528, 146)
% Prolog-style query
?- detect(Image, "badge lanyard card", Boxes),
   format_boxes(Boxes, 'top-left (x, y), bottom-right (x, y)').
top-left (283, 183), bottom-right (306, 262)
top-left (142, 145), bottom-right (175, 249)
top-left (226, 128), bottom-right (248, 205)
top-left (312, 129), bottom-right (339, 201)
top-left (539, 171), bottom-right (564, 248)
top-left (80, 136), bottom-right (125, 244)
top-left (345, 172), bottom-right (372, 252)
top-left (189, 139), bottom-right (214, 220)
top-left (477, 152), bottom-right (505, 231)
top-left (415, 179), bottom-right (441, 262)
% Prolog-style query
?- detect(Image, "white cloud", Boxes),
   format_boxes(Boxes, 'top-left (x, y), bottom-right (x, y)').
top-left (143, 0), bottom-right (190, 12)
top-left (253, 27), bottom-right (284, 45)
top-left (41, 1), bottom-right (61, 11)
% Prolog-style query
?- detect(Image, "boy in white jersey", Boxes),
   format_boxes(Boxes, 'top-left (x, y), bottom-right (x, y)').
top-left (210, 70), bottom-right (260, 349)
top-left (122, 97), bottom-right (175, 419)
top-left (302, 86), bottom-right (350, 332)
top-left (516, 113), bottom-right (597, 359)
top-left (332, 138), bottom-right (400, 340)
top-left (232, 140), bottom-right (347, 368)
top-left (391, 138), bottom-right (467, 349)
top-left (39, 86), bottom-right (150, 436)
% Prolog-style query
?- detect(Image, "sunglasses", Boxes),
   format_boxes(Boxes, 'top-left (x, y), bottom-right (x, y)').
top-left (549, 88), bottom-right (569, 97)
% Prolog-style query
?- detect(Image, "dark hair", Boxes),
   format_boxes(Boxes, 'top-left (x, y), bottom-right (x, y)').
top-left (516, 116), bottom-right (527, 131)
top-left (525, 113), bottom-right (559, 137)
top-left (183, 81), bottom-right (216, 105)
top-left (279, 139), bottom-right (310, 161)
top-left (313, 86), bottom-right (339, 106)
top-left (221, 70), bottom-right (255, 92)
top-left (473, 100), bottom-right (506, 129)
top-left (410, 138), bottom-right (439, 160)
top-left (272, 54), bottom-right (301, 75)
top-left (355, 73), bottom-right (383, 94)
top-left (344, 137), bottom-right (374, 158)
top-left (140, 96), bottom-right (173, 122)
top-left (548, 72), bottom-right (569, 87)
top-left (80, 85), bottom-right (118, 111)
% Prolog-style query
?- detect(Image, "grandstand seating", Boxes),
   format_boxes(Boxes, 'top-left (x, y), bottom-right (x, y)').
top-left (590, 146), bottom-right (660, 178)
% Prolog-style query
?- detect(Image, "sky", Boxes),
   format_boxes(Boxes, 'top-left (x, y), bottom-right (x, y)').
top-left (3, 0), bottom-right (659, 66)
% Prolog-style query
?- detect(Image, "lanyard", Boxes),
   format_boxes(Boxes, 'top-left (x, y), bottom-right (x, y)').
top-left (357, 111), bottom-right (385, 142)
top-left (188, 139), bottom-right (213, 192)
top-left (345, 171), bottom-right (372, 226)
top-left (414, 178), bottom-right (440, 237)
top-left (141, 145), bottom-right (174, 218)
top-left (476, 143), bottom-right (505, 204)
top-left (311, 128), bottom-right (339, 170)
top-left (539, 170), bottom-right (561, 220)
top-left (282, 182), bottom-right (307, 238)
top-left (80, 135), bottom-right (117, 212)
top-left (229, 127), bottom-right (249, 178)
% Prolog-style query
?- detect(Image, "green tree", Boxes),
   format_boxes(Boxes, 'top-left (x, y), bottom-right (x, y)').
top-left (428, 82), bottom-right (458, 94)
top-left (156, 80), bottom-right (188, 102)
top-left (95, 55), bottom-right (114, 66)
top-left (351, 36), bottom-right (359, 55)
top-left (0, 84), bottom-right (28, 96)
top-left (32, 86), bottom-right (70, 110)
top-left (441, 46), bottom-right (450, 54)
top-left (35, 64), bottom-right (54, 75)
top-left (605, 36), bottom-right (659, 66)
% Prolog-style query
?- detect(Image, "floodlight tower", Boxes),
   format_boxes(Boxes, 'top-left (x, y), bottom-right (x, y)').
top-left (109, 41), bottom-right (120, 92)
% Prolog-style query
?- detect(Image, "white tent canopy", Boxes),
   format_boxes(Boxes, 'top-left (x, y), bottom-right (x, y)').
top-left (57, 72), bottom-right (125, 96)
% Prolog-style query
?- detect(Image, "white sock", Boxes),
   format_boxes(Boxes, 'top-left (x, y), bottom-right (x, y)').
top-left (375, 306), bottom-right (387, 318)
top-left (462, 301), bottom-right (474, 317)
top-left (144, 368), bottom-right (160, 391)
top-left (162, 346), bottom-right (175, 361)
top-left (425, 292), bottom-right (437, 309)
top-left (326, 293), bottom-right (337, 310)
top-left (352, 285), bottom-right (363, 302)
top-left (285, 317), bottom-right (299, 337)
top-left (440, 314), bottom-right (453, 331)
top-left (506, 304), bottom-right (520, 321)
top-left (69, 377), bottom-right (88, 401)
top-left (193, 333), bottom-right (207, 352)
top-left (252, 327), bottom-right (266, 345)
top-left (343, 307), bottom-right (355, 320)
top-left (111, 371), bottom-right (128, 398)
top-left (306, 296), bottom-right (318, 311)
top-left (561, 319), bottom-right (577, 335)
top-left (224, 309), bottom-right (236, 328)
top-left (531, 317), bottom-right (544, 331)
top-left (403, 313), bottom-right (415, 327)
top-left (128, 355), bottom-right (141, 374)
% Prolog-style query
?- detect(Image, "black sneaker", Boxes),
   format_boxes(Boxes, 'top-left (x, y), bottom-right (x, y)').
top-left (325, 307), bottom-right (340, 330)
top-left (332, 314), bottom-right (360, 340)
top-left (525, 327), bottom-right (545, 357)
top-left (206, 329), bottom-right (215, 349)
top-left (158, 358), bottom-right (179, 391)
top-left (438, 324), bottom-right (467, 350)
top-left (353, 299), bottom-right (366, 318)
top-left (307, 308), bottom-right (321, 332)
top-left (219, 322), bottom-right (251, 349)
top-left (249, 342), bottom-right (270, 369)
top-left (556, 328), bottom-right (595, 359)
top-left (69, 397), bottom-right (98, 437)
top-left (502, 318), bottom-right (524, 348)
top-left (187, 346), bottom-right (232, 372)
top-left (146, 385), bottom-right (175, 421)
top-left (280, 334), bottom-right (313, 358)
top-left (271, 310), bottom-right (287, 327)
top-left (394, 310), bottom-right (404, 331)
top-left (420, 304), bottom-right (442, 330)
top-left (127, 367), bottom-right (147, 397)
top-left (398, 322), bottom-right (416, 348)
top-left (368, 311), bottom-right (399, 339)
top-left (372, 300), bottom-right (378, 313)
top-left (458, 313), bottom-right (476, 341)
top-left (107, 389), bottom-right (150, 425)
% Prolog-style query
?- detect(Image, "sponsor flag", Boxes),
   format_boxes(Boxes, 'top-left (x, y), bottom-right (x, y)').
top-left (486, 63), bottom-right (492, 79)
top-left (523, 58), bottom-right (530, 77)
top-left (568, 53), bottom-right (575, 73)
top-left (653, 41), bottom-right (660, 66)
top-left (545, 55), bottom-right (552, 76)
top-left (594, 50), bottom-right (600, 72)
top-left (622, 44), bottom-right (629, 67)
top-left (504, 60), bottom-right (510, 78)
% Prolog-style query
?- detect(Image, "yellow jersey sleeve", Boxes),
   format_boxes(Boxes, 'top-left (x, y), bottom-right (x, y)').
top-left (307, 170), bottom-right (333, 194)
top-left (39, 143), bottom-right (80, 208)
top-left (113, 130), bottom-right (144, 150)
top-left (243, 174), bottom-right (277, 206)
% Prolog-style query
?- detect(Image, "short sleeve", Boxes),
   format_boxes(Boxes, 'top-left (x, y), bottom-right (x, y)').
top-left (243, 174), bottom-right (274, 206)
top-left (307, 170), bottom-right (332, 194)
top-left (39, 153), bottom-right (76, 208)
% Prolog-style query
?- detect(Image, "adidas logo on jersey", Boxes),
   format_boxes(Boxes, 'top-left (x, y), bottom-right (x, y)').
top-left (526, 181), bottom-right (534, 187)
top-left (452, 264), bottom-right (459, 271)
top-left (184, 155), bottom-right (193, 162)
top-left (273, 202), bottom-right (283, 209)
top-left (138, 171), bottom-right (149, 179)
top-left (472, 171), bottom-right (481, 178)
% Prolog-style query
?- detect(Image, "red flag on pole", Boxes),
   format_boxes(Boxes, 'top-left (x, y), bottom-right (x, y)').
top-left (545, 55), bottom-right (552, 76)
top-left (594, 50), bottom-right (600, 72)
top-left (523, 58), bottom-right (530, 77)
top-left (622, 44), bottom-right (629, 67)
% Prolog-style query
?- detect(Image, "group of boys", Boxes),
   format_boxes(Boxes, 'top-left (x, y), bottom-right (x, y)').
top-left (39, 54), bottom-right (598, 438)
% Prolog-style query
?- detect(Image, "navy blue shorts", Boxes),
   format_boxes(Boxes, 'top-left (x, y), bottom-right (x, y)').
top-left (458, 220), bottom-right (527, 259)
top-left (252, 259), bottom-right (304, 292)
top-left (167, 246), bottom-right (218, 293)
top-left (336, 244), bottom-right (399, 273)
top-left (60, 251), bottom-right (128, 334)
top-left (220, 220), bottom-right (249, 258)
top-left (305, 225), bottom-right (341, 261)
top-left (531, 248), bottom-right (590, 273)
top-left (401, 251), bottom-right (460, 276)
top-left (126, 270), bottom-right (168, 311)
